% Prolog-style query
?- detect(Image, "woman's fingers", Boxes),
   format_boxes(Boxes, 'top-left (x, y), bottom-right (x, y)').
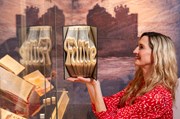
top-left (66, 77), bottom-right (80, 82)
top-left (67, 77), bottom-right (93, 83)
top-left (77, 76), bottom-right (91, 81)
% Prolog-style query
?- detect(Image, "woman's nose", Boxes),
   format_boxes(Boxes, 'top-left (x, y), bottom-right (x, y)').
top-left (133, 47), bottom-right (138, 54)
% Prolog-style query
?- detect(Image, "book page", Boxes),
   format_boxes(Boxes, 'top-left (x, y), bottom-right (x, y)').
top-left (23, 70), bottom-right (54, 96)
top-left (0, 55), bottom-right (25, 75)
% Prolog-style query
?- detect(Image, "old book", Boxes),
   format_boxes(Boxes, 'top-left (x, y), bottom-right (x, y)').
top-left (0, 67), bottom-right (34, 102)
top-left (0, 67), bottom-right (40, 117)
top-left (51, 91), bottom-right (69, 119)
top-left (0, 54), bottom-right (25, 75)
top-left (0, 92), bottom-right (41, 117)
top-left (23, 70), bottom-right (54, 96)
top-left (0, 108), bottom-right (27, 119)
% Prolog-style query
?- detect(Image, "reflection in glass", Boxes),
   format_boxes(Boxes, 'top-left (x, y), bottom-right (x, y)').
top-left (19, 26), bottom-right (52, 66)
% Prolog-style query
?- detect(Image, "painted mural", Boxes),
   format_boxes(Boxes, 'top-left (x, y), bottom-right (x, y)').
top-left (0, 0), bottom-right (180, 119)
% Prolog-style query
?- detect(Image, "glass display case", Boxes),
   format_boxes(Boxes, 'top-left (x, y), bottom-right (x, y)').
top-left (0, 1), bottom-right (69, 119)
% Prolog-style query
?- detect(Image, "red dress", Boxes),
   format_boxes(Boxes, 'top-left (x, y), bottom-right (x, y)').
top-left (92, 85), bottom-right (173, 119)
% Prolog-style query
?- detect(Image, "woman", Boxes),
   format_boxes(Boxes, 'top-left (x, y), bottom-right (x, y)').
top-left (67, 32), bottom-right (178, 118)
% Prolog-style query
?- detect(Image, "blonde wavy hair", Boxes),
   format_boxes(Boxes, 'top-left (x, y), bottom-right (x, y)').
top-left (119, 32), bottom-right (178, 107)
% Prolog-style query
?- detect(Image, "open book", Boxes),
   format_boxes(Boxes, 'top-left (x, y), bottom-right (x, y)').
top-left (0, 54), bottom-right (25, 75)
top-left (63, 26), bottom-right (97, 79)
top-left (23, 70), bottom-right (54, 96)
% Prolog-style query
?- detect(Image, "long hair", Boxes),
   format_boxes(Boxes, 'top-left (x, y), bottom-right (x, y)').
top-left (118, 32), bottom-right (178, 107)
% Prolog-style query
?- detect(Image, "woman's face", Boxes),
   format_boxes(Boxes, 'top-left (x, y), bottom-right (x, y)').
top-left (133, 36), bottom-right (153, 68)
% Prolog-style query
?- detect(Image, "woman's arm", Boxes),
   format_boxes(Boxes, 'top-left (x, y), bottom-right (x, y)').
top-left (93, 80), bottom-right (107, 112)
top-left (86, 83), bottom-right (95, 104)
top-left (67, 77), bottom-right (107, 112)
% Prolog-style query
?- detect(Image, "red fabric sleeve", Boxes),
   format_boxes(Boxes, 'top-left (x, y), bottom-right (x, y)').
top-left (92, 89), bottom-right (125, 115)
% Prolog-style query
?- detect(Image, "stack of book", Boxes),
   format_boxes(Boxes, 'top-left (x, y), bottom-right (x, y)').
top-left (0, 55), bottom-right (46, 118)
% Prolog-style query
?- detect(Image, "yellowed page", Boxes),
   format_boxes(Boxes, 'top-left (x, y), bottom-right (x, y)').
top-left (23, 70), bottom-right (54, 96)
top-left (0, 55), bottom-right (25, 75)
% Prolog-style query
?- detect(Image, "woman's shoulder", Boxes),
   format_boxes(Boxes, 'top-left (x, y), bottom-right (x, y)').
top-left (134, 85), bottom-right (172, 108)
top-left (143, 85), bottom-right (172, 101)
top-left (152, 85), bottom-right (171, 94)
